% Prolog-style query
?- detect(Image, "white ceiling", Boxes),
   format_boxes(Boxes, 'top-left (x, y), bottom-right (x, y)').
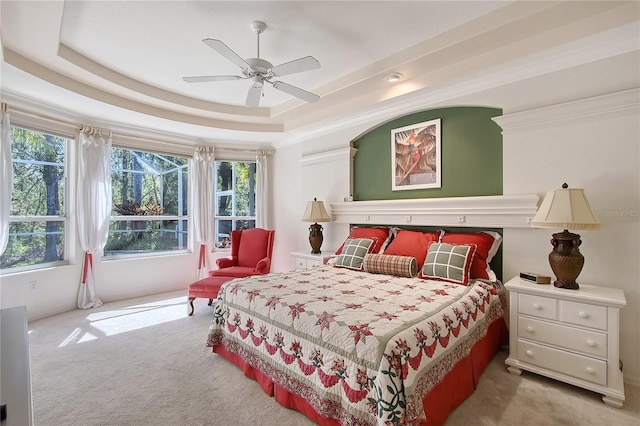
top-left (1, 1), bottom-right (639, 147)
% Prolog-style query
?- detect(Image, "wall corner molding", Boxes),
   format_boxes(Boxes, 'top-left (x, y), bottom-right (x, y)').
top-left (299, 147), bottom-right (358, 167)
top-left (493, 88), bottom-right (640, 133)
top-left (330, 194), bottom-right (540, 228)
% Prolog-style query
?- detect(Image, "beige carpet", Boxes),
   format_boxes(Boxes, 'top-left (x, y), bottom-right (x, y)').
top-left (27, 291), bottom-right (639, 426)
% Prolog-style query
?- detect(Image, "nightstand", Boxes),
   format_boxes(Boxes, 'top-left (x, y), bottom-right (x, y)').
top-left (504, 277), bottom-right (626, 408)
top-left (291, 251), bottom-right (334, 270)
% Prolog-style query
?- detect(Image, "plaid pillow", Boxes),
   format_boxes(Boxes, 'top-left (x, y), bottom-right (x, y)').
top-left (333, 238), bottom-right (374, 270)
top-left (363, 254), bottom-right (418, 278)
top-left (420, 242), bottom-right (477, 285)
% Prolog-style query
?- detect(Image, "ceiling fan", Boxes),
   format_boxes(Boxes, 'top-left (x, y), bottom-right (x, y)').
top-left (183, 21), bottom-right (321, 107)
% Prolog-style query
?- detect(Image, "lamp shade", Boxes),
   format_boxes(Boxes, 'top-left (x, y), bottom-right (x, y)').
top-left (302, 198), bottom-right (331, 222)
top-left (531, 184), bottom-right (600, 230)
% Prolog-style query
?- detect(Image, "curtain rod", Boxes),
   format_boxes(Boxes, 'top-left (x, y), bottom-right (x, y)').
top-left (202, 146), bottom-right (275, 155)
top-left (6, 104), bottom-right (275, 155)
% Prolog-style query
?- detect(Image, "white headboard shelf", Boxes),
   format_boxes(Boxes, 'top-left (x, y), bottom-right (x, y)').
top-left (330, 194), bottom-right (539, 228)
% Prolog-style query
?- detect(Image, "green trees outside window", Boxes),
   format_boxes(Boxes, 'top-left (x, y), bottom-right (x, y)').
top-left (215, 161), bottom-right (256, 247)
top-left (1, 126), bottom-right (67, 270)
top-left (105, 148), bottom-right (189, 256)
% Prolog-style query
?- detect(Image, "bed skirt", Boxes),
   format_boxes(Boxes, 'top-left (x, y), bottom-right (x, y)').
top-left (212, 317), bottom-right (507, 425)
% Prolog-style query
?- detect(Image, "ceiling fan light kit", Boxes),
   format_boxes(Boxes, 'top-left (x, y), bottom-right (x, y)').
top-left (183, 21), bottom-right (321, 107)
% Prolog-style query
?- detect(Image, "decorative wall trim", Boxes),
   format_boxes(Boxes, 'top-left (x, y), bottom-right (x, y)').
top-left (493, 88), bottom-right (640, 133)
top-left (278, 23), bottom-right (640, 148)
top-left (330, 194), bottom-right (539, 228)
top-left (299, 147), bottom-right (358, 167)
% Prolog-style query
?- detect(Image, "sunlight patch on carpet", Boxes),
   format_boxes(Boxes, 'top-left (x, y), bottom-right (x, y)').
top-left (58, 296), bottom-right (187, 346)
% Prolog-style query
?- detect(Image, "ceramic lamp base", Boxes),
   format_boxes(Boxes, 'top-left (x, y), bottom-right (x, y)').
top-left (308, 223), bottom-right (324, 254)
top-left (548, 229), bottom-right (584, 290)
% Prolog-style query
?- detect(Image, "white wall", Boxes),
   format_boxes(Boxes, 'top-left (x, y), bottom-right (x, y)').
top-left (0, 249), bottom-right (234, 321)
top-left (498, 89), bottom-right (640, 385)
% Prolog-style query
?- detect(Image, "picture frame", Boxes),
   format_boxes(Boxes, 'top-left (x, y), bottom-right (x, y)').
top-left (391, 118), bottom-right (441, 191)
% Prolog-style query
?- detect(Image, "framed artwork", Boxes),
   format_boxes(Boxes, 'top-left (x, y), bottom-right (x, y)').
top-left (391, 118), bottom-right (441, 191)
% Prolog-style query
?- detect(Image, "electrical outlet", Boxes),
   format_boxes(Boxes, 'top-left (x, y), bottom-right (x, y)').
top-left (457, 216), bottom-right (466, 223)
top-left (30, 280), bottom-right (38, 291)
top-left (364, 215), bottom-right (370, 221)
top-left (405, 215), bottom-right (412, 222)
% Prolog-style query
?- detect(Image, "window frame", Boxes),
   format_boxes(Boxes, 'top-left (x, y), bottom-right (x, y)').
top-left (1, 124), bottom-right (70, 274)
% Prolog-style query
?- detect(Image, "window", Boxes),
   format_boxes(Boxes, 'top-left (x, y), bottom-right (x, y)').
top-left (214, 161), bottom-right (256, 248)
top-left (105, 148), bottom-right (188, 257)
top-left (1, 126), bottom-right (67, 271)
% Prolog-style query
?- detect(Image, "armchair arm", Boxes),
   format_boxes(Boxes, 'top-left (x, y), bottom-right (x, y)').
top-left (216, 256), bottom-right (237, 269)
top-left (255, 257), bottom-right (271, 274)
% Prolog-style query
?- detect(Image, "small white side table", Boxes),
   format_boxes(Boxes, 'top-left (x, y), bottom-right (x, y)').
top-left (291, 250), bottom-right (334, 270)
top-left (504, 277), bottom-right (626, 408)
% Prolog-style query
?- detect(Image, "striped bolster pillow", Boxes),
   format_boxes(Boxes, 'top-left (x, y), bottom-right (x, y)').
top-left (363, 254), bottom-right (418, 278)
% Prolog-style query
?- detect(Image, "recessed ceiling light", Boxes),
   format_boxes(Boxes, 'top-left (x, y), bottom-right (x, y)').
top-left (385, 73), bottom-right (403, 83)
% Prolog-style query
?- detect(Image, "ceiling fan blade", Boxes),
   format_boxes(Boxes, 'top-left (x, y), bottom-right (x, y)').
top-left (271, 81), bottom-right (319, 103)
top-left (245, 80), bottom-right (264, 107)
top-left (202, 38), bottom-right (251, 71)
top-left (183, 75), bottom-right (243, 83)
top-left (269, 56), bottom-right (320, 77)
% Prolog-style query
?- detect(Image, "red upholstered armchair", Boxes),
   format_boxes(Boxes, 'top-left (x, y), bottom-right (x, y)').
top-left (209, 228), bottom-right (275, 279)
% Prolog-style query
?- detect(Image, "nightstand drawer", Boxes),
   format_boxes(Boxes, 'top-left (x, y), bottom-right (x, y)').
top-left (517, 340), bottom-right (607, 386)
top-left (305, 258), bottom-right (322, 267)
top-left (518, 293), bottom-right (556, 320)
top-left (560, 300), bottom-right (607, 330)
top-left (518, 316), bottom-right (607, 358)
top-left (294, 257), bottom-right (307, 269)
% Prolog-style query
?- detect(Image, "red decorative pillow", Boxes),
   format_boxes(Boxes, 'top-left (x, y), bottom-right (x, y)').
top-left (382, 230), bottom-right (440, 268)
top-left (440, 231), bottom-right (502, 280)
top-left (335, 227), bottom-right (391, 255)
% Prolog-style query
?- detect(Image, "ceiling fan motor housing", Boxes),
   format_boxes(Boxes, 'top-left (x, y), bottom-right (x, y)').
top-left (244, 58), bottom-right (274, 77)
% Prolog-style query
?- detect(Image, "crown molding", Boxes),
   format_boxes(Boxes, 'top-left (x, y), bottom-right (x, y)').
top-left (493, 88), bottom-right (640, 133)
top-left (276, 22), bottom-right (640, 148)
top-left (299, 147), bottom-right (357, 167)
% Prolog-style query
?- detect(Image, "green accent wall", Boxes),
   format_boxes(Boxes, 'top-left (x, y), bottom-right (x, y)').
top-left (353, 107), bottom-right (503, 200)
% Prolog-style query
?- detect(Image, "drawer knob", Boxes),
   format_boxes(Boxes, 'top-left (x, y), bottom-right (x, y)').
top-left (532, 303), bottom-right (542, 310)
top-left (578, 311), bottom-right (589, 319)
top-left (586, 340), bottom-right (596, 347)
top-left (586, 367), bottom-right (595, 375)
top-left (525, 326), bottom-right (534, 333)
top-left (525, 350), bottom-right (534, 357)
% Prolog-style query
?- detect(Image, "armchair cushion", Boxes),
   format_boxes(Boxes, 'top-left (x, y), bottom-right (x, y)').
top-left (209, 267), bottom-right (260, 279)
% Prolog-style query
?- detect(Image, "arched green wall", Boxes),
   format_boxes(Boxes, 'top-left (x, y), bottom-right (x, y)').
top-left (353, 106), bottom-right (503, 200)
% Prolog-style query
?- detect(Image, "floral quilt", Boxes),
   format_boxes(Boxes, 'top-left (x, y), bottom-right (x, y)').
top-left (207, 265), bottom-right (505, 425)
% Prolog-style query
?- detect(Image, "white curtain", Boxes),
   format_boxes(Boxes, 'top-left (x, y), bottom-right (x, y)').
top-left (0, 109), bottom-right (13, 255)
top-left (193, 146), bottom-right (216, 280)
top-left (256, 150), bottom-right (269, 229)
top-left (77, 131), bottom-right (112, 309)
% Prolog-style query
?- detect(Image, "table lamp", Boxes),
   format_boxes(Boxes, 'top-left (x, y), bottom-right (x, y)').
top-left (531, 183), bottom-right (600, 289)
top-left (301, 198), bottom-right (331, 254)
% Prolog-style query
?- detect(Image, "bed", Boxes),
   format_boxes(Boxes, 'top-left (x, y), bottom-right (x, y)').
top-left (207, 227), bottom-right (508, 425)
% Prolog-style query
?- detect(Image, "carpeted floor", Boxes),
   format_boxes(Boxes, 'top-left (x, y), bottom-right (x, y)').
top-left (27, 291), bottom-right (639, 426)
